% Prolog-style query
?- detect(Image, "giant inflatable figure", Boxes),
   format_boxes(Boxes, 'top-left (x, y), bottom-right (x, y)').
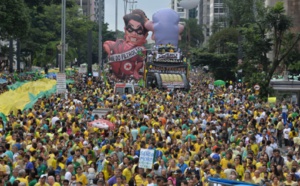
top-left (145, 8), bottom-right (184, 47)
top-left (104, 9), bottom-right (148, 80)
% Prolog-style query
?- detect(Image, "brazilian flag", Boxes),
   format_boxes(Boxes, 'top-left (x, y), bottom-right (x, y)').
top-left (138, 79), bottom-right (144, 87)
top-left (0, 112), bottom-right (7, 128)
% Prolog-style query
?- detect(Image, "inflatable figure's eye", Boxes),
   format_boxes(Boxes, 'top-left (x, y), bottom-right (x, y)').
top-left (126, 25), bottom-right (144, 35)
top-left (127, 26), bottom-right (134, 33)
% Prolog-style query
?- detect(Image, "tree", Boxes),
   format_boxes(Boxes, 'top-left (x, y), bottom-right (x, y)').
top-left (21, 2), bottom-right (115, 67)
top-left (0, 0), bottom-right (30, 39)
top-left (241, 2), bottom-right (300, 97)
top-left (208, 27), bottom-right (239, 53)
top-left (190, 48), bottom-right (237, 81)
top-left (179, 18), bottom-right (204, 51)
top-left (0, 0), bottom-right (30, 72)
top-left (224, 0), bottom-right (259, 27)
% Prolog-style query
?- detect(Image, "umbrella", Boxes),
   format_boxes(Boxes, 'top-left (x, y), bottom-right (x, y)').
top-left (88, 119), bottom-right (115, 130)
top-left (214, 80), bottom-right (225, 86)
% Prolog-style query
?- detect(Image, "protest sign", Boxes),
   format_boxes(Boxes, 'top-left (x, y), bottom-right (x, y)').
top-left (138, 148), bottom-right (155, 169)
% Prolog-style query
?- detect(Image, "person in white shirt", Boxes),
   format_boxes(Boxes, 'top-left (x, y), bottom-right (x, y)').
top-left (265, 141), bottom-right (273, 158)
top-left (65, 164), bottom-right (74, 182)
top-left (51, 113), bottom-right (60, 125)
top-left (270, 137), bottom-right (278, 149)
top-left (283, 125), bottom-right (291, 147)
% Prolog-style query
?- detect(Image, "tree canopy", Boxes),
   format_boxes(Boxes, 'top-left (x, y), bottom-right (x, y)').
top-left (179, 18), bottom-right (204, 51)
top-left (0, 0), bottom-right (30, 39)
top-left (0, 0), bottom-right (115, 68)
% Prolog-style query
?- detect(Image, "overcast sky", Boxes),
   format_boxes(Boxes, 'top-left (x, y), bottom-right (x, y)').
top-left (104, 0), bottom-right (171, 32)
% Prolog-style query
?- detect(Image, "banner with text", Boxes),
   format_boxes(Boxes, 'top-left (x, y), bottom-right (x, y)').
top-left (108, 47), bottom-right (144, 63)
top-left (138, 149), bottom-right (155, 169)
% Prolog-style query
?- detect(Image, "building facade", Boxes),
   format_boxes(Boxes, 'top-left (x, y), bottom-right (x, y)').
top-left (198, 0), bottom-right (211, 42)
top-left (265, 0), bottom-right (300, 34)
top-left (171, 0), bottom-right (227, 43)
top-left (171, 0), bottom-right (188, 20)
top-left (284, 0), bottom-right (300, 34)
top-left (76, 0), bottom-right (104, 22)
top-left (209, 0), bottom-right (227, 35)
top-left (94, 0), bottom-right (105, 23)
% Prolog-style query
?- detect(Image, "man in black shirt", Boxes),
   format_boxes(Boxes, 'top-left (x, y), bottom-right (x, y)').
top-left (175, 170), bottom-right (185, 186)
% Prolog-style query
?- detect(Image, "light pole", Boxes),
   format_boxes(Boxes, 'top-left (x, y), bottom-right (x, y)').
top-left (60, 0), bottom-right (66, 73)
top-left (115, 0), bottom-right (118, 39)
top-left (98, 0), bottom-right (103, 73)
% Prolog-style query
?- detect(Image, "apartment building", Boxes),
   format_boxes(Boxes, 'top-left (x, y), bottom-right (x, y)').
top-left (76, 0), bottom-right (104, 22)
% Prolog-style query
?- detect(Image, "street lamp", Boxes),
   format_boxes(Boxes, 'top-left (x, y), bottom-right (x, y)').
top-left (115, 0), bottom-right (118, 39)
top-left (98, 0), bottom-right (103, 72)
top-left (60, 0), bottom-right (66, 73)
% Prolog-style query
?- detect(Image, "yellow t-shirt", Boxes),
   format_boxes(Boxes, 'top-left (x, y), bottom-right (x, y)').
top-left (53, 182), bottom-right (60, 186)
top-left (76, 174), bottom-right (88, 186)
top-left (135, 174), bottom-right (148, 186)
top-left (236, 164), bottom-right (245, 177)
top-left (122, 168), bottom-right (132, 183)
top-left (220, 158), bottom-right (233, 170)
top-left (16, 177), bottom-right (29, 186)
top-left (251, 144), bottom-right (259, 155)
top-left (252, 177), bottom-right (262, 184)
top-left (0, 164), bottom-right (5, 174)
top-left (47, 157), bottom-right (57, 170)
top-left (103, 170), bottom-right (112, 181)
top-left (256, 162), bottom-right (263, 169)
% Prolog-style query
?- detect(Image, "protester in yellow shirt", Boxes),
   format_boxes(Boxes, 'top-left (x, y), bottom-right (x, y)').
top-left (135, 168), bottom-right (148, 186)
top-left (122, 162), bottom-right (133, 183)
top-left (220, 151), bottom-right (233, 170)
top-left (16, 169), bottom-right (29, 186)
top-left (234, 157), bottom-right (244, 179)
top-left (75, 167), bottom-right (88, 186)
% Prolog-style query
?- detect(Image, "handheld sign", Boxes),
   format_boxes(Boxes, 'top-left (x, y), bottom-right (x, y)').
top-left (138, 148), bottom-right (155, 169)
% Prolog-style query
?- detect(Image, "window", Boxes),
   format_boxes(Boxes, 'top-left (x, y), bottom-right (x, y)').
top-left (125, 87), bottom-right (133, 94)
top-left (206, 28), bottom-right (210, 36)
top-left (116, 87), bottom-right (123, 94)
top-left (177, 8), bottom-right (184, 12)
top-left (214, 8), bottom-right (224, 13)
top-left (178, 12), bottom-right (185, 18)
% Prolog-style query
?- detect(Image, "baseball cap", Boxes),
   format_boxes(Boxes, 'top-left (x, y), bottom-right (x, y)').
top-left (212, 154), bottom-right (220, 161)
top-left (40, 174), bottom-right (47, 179)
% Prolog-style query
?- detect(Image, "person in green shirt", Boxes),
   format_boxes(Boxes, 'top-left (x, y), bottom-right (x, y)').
top-left (9, 169), bottom-right (18, 184)
top-left (36, 157), bottom-right (47, 176)
top-left (29, 172), bottom-right (38, 186)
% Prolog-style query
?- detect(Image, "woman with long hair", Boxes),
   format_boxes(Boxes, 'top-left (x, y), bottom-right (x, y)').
top-left (243, 171), bottom-right (254, 183)
top-left (55, 174), bottom-right (62, 186)
top-left (235, 156), bottom-right (244, 179)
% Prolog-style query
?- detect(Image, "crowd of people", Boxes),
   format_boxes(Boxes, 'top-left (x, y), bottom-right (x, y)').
top-left (0, 69), bottom-right (299, 186)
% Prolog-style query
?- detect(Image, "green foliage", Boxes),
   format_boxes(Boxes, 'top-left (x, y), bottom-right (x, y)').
top-left (0, 0), bottom-right (30, 39)
top-left (240, 24), bottom-right (272, 72)
top-left (224, 0), bottom-right (257, 27)
top-left (208, 27), bottom-right (239, 53)
top-left (179, 19), bottom-right (204, 51)
top-left (190, 49), bottom-right (237, 80)
top-left (20, 2), bottom-right (115, 67)
top-left (240, 1), bottom-right (300, 97)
